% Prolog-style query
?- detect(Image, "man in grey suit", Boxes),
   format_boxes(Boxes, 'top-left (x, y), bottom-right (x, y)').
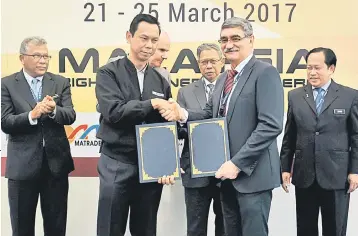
top-left (280, 47), bottom-right (358, 236)
top-left (177, 43), bottom-right (225, 236)
top-left (1, 36), bottom-right (76, 236)
top-left (161, 17), bottom-right (284, 236)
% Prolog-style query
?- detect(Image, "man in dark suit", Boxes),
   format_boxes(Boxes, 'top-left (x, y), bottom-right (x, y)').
top-left (280, 47), bottom-right (358, 236)
top-left (1, 36), bottom-right (76, 236)
top-left (95, 14), bottom-right (176, 236)
top-left (177, 43), bottom-right (225, 236)
top-left (162, 17), bottom-right (284, 236)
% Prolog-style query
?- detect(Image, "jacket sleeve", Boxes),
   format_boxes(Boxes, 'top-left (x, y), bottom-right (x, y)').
top-left (95, 67), bottom-right (154, 125)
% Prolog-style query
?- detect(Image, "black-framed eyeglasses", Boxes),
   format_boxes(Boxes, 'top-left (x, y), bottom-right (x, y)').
top-left (198, 59), bottom-right (222, 66)
top-left (218, 35), bottom-right (249, 44)
top-left (22, 54), bottom-right (52, 61)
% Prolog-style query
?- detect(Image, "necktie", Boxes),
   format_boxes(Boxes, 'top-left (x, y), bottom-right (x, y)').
top-left (223, 69), bottom-right (238, 96)
top-left (315, 87), bottom-right (325, 114)
top-left (207, 83), bottom-right (214, 101)
top-left (31, 78), bottom-right (41, 102)
top-left (219, 69), bottom-right (238, 117)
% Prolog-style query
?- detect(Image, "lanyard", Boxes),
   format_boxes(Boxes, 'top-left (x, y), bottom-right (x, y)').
top-left (221, 69), bottom-right (244, 105)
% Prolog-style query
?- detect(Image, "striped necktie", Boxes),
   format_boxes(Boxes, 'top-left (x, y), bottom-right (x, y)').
top-left (315, 87), bottom-right (325, 114)
top-left (223, 68), bottom-right (238, 97)
top-left (31, 78), bottom-right (41, 102)
top-left (207, 83), bottom-right (214, 101)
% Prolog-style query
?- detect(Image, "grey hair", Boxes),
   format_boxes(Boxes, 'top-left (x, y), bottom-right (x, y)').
top-left (19, 36), bottom-right (47, 54)
top-left (221, 17), bottom-right (253, 37)
top-left (197, 43), bottom-right (223, 59)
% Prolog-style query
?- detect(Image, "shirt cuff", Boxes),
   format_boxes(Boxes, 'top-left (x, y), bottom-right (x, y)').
top-left (28, 112), bottom-right (38, 125)
top-left (48, 106), bottom-right (57, 119)
top-left (179, 108), bottom-right (188, 124)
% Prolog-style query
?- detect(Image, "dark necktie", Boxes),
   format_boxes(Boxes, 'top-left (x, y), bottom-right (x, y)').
top-left (207, 83), bottom-right (214, 101)
top-left (223, 69), bottom-right (238, 97)
top-left (219, 69), bottom-right (238, 117)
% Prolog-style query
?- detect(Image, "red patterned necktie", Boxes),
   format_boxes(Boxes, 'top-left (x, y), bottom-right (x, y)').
top-left (223, 68), bottom-right (238, 96)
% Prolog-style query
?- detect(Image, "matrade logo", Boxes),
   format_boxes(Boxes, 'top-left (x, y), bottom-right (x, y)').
top-left (65, 124), bottom-right (101, 147)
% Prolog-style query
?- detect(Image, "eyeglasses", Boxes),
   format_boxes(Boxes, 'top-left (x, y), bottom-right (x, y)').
top-left (218, 35), bottom-right (249, 44)
top-left (22, 54), bottom-right (52, 61)
top-left (198, 59), bottom-right (221, 66)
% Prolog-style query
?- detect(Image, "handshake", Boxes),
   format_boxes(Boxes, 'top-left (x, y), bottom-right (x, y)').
top-left (151, 98), bottom-right (185, 122)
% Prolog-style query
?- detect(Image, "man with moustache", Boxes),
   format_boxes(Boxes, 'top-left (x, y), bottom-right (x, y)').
top-left (149, 31), bottom-right (171, 83)
top-left (95, 14), bottom-right (176, 236)
top-left (161, 17), bottom-right (284, 236)
top-left (177, 43), bottom-right (225, 236)
top-left (280, 47), bottom-right (358, 236)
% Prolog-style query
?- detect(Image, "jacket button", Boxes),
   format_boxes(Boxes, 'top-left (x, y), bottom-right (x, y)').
top-left (315, 132), bottom-right (319, 135)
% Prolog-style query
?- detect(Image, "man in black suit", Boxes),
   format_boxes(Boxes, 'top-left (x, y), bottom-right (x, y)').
top-left (177, 43), bottom-right (225, 236)
top-left (280, 47), bottom-right (358, 236)
top-left (1, 36), bottom-right (76, 236)
top-left (95, 14), bottom-right (176, 236)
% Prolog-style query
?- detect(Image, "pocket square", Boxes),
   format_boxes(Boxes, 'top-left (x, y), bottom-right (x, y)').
top-left (334, 109), bottom-right (345, 115)
top-left (152, 91), bottom-right (164, 97)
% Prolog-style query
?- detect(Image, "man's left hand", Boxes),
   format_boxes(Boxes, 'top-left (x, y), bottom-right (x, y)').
top-left (42, 95), bottom-right (56, 113)
top-left (348, 174), bottom-right (358, 193)
top-left (215, 160), bottom-right (240, 180)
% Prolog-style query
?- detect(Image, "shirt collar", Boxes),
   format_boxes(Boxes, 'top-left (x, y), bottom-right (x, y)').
top-left (233, 53), bottom-right (253, 74)
top-left (202, 77), bottom-right (217, 87)
top-left (23, 69), bottom-right (43, 85)
top-left (312, 79), bottom-right (331, 91)
top-left (136, 63), bottom-right (148, 74)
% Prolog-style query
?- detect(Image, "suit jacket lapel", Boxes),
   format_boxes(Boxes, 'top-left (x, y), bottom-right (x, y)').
top-left (226, 56), bottom-right (256, 123)
top-left (15, 70), bottom-right (37, 108)
top-left (212, 72), bottom-right (226, 117)
top-left (193, 80), bottom-right (207, 109)
top-left (320, 80), bottom-right (339, 115)
top-left (303, 85), bottom-right (317, 116)
top-left (41, 73), bottom-right (55, 99)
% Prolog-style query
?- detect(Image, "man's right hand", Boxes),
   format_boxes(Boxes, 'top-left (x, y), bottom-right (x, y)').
top-left (282, 172), bottom-right (291, 193)
top-left (30, 102), bottom-right (49, 119)
top-left (151, 98), bottom-right (184, 121)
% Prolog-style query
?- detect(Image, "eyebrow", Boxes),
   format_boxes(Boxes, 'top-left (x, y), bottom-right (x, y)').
top-left (221, 35), bottom-right (244, 38)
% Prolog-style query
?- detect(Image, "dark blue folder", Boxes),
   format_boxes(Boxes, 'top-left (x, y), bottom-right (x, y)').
top-left (136, 122), bottom-right (181, 183)
top-left (187, 118), bottom-right (230, 178)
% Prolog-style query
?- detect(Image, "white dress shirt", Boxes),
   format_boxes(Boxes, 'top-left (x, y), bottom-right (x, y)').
top-left (202, 77), bottom-right (217, 101)
top-left (312, 79), bottom-right (331, 100)
top-left (23, 70), bottom-right (43, 125)
top-left (137, 64), bottom-right (148, 93)
top-left (222, 53), bottom-right (253, 114)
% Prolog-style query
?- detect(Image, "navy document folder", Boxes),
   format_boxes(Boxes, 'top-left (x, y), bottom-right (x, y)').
top-left (136, 122), bottom-right (181, 183)
top-left (187, 118), bottom-right (230, 178)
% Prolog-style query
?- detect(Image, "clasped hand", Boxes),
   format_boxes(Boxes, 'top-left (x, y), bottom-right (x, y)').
top-left (151, 98), bottom-right (184, 122)
top-left (31, 95), bottom-right (56, 119)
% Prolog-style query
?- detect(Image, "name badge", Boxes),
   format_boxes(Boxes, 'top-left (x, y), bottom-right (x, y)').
top-left (152, 91), bottom-right (164, 97)
top-left (334, 109), bottom-right (345, 115)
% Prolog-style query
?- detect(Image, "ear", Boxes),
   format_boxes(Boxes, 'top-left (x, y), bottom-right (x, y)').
top-left (249, 35), bottom-right (255, 44)
top-left (126, 31), bottom-right (132, 43)
top-left (19, 55), bottom-right (25, 65)
top-left (329, 64), bottom-right (336, 74)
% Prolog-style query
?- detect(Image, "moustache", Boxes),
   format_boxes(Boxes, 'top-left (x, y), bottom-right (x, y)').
top-left (224, 48), bottom-right (239, 53)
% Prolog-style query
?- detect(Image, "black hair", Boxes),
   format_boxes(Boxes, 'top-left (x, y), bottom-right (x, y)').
top-left (129, 14), bottom-right (161, 36)
top-left (305, 47), bottom-right (337, 68)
